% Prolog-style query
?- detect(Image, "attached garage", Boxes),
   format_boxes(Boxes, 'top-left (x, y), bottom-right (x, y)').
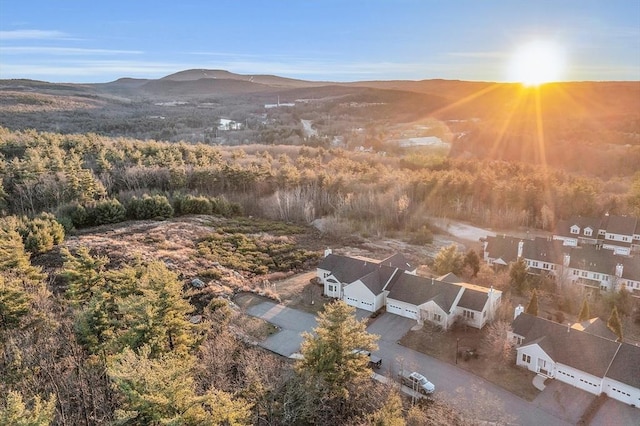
top-left (343, 280), bottom-right (383, 312)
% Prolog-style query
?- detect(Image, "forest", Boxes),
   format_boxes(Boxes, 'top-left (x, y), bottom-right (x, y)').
top-left (1, 126), bottom-right (640, 425)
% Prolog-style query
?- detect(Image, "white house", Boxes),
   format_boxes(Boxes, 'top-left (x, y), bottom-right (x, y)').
top-left (317, 251), bottom-right (502, 330)
top-left (316, 250), bottom-right (415, 310)
top-left (511, 312), bottom-right (640, 408)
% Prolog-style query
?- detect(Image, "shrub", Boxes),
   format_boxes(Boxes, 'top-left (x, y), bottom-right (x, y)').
top-left (87, 198), bottom-right (126, 226)
top-left (16, 212), bottom-right (65, 254)
top-left (127, 194), bottom-right (173, 220)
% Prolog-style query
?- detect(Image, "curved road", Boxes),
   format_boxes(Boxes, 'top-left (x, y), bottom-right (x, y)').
top-left (246, 300), bottom-right (571, 426)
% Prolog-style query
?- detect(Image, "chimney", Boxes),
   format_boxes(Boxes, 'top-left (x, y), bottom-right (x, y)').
top-left (563, 253), bottom-right (570, 267)
top-left (514, 304), bottom-right (524, 319)
top-left (324, 248), bottom-right (332, 258)
top-left (517, 240), bottom-right (524, 258)
top-left (615, 263), bottom-right (623, 278)
top-left (567, 323), bottom-right (571, 333)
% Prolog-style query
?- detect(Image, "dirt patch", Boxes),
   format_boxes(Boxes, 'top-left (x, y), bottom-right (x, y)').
top-left (399, 324), bottom-right (540, 401)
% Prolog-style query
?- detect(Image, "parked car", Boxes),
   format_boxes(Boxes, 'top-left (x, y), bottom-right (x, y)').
top-left (399, 371), bottom-right (435, 394)
top-left (353, 349), bottom-right (383, 369)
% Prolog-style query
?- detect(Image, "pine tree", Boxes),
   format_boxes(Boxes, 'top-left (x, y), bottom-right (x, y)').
top-left (117, 261), bottom-right (200, 356)
top-left (297, 300), bottom-right (378, 399)
top-left (0, 391), bottom-right (56, 426)
top-left (577, 298), bottom-right (590, 322)
top-left (0, 274), bottom-right (31, 331)
top-left (607, 306), bottom-right (623, 341)
top-left (509, 258), bottom-right (529, 295)
top-left (432, 243), bottom-right (464, 276)
top-left (525, 289), bottom-right (538, 316)
top-left (108, 346), bottom-right (251, 425)
top-left (61, 247), bottom-right (108, 306)
top-left (463, 249), bottom-right (481, 277)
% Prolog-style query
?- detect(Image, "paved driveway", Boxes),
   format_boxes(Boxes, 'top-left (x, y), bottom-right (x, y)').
top-left (246, 301), bottom-right (317, 357)
top-left (246, 303), bottom-right (639, 425)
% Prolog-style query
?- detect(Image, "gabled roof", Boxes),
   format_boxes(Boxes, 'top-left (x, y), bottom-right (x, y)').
top-left (522, 237), bottom-right (566, 264)
top-left (514, 313), bottom-right (620, 378)
top-left (357, 265), bottom-right (399, 295)
top-left (317, 254), bottom-right (378, 284)
top-left (604, 215), bottom-right (638, 236)
top-left (438, 272), bottom-right (462, 283)
top-left (457, 288), bottom-right (488, 311)
top-left (566, 245), bottom-right (620, 275)
top-left (605, 343), bottom-right (640, 389)
top-left (484, 235), bottom-right (522, 264)
top-left (571, 318), bottom-right (618, 341)
top-left (620, 256), bottom-right (640, 282)
top-left (555, 216), bottom-right (603, 238)
top-left (379, 253), bottom-right (415, 271)
top-left (387, 274), bottom-right (461, 313)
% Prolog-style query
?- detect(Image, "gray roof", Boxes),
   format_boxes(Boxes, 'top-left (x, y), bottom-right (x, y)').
top-left (359, 265), bottom-right (399, 295)
top-left (438, 272), bottom-right (463, 283)
top-left (513, 313), bottom-right (621, 379)
top-left (387, 274), bottom-right (461, 313)
top-left (566, 245), bottom-right (621, 275)
top-left (457, 288), bottom-right (488, 311)
top-left (522, 237), bottom-right (567, 265)
top-left (604, 215), bottom-right (638, 236)
top-left (605, 343), bottom-right (640, 389)
top-left (317, 254), bottom-right (378, 284)
top-left (379, 253), bottom-right (415, 271)
top-left (572, 318), bottom-right (618, 341)
top-left (484, 235), bottom-right (522, 264)
top-left (555, 216), bottom-right (603, 238)
top-left (620, 256), bottom-right (640, 281)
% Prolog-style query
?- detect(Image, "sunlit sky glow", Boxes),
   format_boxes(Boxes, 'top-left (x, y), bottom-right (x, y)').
top-left (0, 0), bottom-right (638, 83)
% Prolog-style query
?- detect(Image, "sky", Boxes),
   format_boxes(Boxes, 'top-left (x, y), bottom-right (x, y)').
top-left (0, 0), bottom-right (639, 84)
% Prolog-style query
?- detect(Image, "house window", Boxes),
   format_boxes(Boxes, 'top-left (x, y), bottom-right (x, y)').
top-left (328, 284), bottom-right (337, 292)
top-left (522, 354), bottom-right (531, 363)
top-left (570, 226), bottom-right (580, 235)
top-left (573, 270), bottom-right (579, 276)
top-left (581, 271), bottom-right (588, 277)
top-left (584, 228), bottom-right (592, 237)
top-left (463, 310), bottom-right (475, 320)
top-left (433, 313), bottom-right (441, 322)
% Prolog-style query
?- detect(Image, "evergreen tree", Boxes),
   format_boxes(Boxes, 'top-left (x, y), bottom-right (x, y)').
top-left (0, 391), bottom-right (56, 426)
top-left (432, 244), bottom-right (464, 276)
top-left (117, 261), bottom-right (200, 356)
top-left (577, 298), bottom-right (590, 322)
top-left (525, 289), bottom-right (538, 316)
top-left (509, 258), bottom-right (528, 295)
top-left (366, 391), bottom-right (406, 426)
top-left (297, 300), bottom-right (378, 399)
top-left (607, 306), bottom-right (623, 341)
top-left (108, 346), bottom-right (251, 425)
top-left (0, 275), bottom-right (31, 332)
top-left (463, 249), bottom-right (481, 278)
top-left (61, 247), bottom-right (108, 306)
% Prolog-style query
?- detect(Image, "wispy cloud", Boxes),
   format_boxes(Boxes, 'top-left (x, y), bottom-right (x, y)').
top-left (447, 51), bottom-right (505, 59)
top-left (1, 46), bottom-right (143, 55)
top-left (0, 29), bottom-right (68, 40)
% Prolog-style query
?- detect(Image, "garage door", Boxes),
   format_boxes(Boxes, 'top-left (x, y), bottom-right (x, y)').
top-left (386, 302), bottom-right (404, 316)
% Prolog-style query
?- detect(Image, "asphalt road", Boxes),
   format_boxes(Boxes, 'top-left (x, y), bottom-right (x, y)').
top-left (245, 300), bottom-right (637, 426)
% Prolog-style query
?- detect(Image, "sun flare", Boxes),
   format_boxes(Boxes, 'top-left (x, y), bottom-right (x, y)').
top-left (508, 41), bottom-right (566, 86)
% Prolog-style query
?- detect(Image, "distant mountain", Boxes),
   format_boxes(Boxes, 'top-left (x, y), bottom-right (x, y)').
top-left (1, 69), bottom-right (638, 178)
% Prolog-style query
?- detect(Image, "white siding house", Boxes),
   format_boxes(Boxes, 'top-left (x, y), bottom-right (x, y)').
top-left (512, 312), bottom-right (640, 408)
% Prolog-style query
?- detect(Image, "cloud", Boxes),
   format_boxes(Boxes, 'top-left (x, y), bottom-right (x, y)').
top-left (447, 51), bottom-right (505, 59)
top-left (1, 47), bottom-right (143, 55)
top-left (0, 30), bottom-right (68, 40)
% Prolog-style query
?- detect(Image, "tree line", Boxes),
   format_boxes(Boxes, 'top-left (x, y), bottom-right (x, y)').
top-left (1, 127), bottom-right (639, 237)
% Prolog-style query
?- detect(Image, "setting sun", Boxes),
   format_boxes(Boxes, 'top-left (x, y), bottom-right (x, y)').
top-left (508, 41), bottom-right (566, 86)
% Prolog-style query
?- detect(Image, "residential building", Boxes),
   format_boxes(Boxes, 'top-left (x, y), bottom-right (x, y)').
top-left (510, 311), bottom-right (640, 408)
top-left (483, 234), bottom-right (640, 296)
top-left (317, 250), bottom-right (501, 329)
